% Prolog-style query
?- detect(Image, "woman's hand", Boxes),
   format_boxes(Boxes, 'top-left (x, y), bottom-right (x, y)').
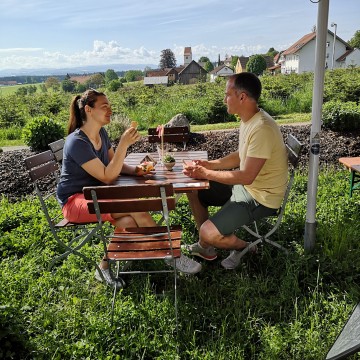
top-left (119, 127), bottom-right (141, 147)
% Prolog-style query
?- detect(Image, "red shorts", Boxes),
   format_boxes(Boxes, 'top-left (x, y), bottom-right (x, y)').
top-left (62, 193), bottom-right (115, 224)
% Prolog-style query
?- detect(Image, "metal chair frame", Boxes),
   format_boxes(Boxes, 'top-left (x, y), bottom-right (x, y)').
top-left (24, 150), bottom-right (99, 271)
top-left (239, 134), bottom-right (303, 257)
top-left (83, 183), bottom-right (181, 328)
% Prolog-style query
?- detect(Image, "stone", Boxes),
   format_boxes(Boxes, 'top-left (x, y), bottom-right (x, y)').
top-left (165, 113), bottom-right (190, 130)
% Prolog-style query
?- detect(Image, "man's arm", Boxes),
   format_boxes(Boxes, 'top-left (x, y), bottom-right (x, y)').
top-left (188, 156), bottom-right (266, 186)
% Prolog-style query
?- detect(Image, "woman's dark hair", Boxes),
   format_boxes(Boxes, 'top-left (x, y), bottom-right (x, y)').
top-left (67, 89), bottom-right (105, 134)
top-left (229, 72), bottom-right (262, 102)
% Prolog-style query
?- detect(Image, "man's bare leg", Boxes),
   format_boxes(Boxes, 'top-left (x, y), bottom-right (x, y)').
top-left (187, 191), bottom-right (209, 230)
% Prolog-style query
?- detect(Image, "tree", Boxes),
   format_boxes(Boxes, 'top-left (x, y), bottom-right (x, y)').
top-left (107, 79), bottom-right (122, 92)
top-left (349, 30), bottom-right (360, 49)
top-left (124, 70), bottom-right (143, 82)
top-left (87, 73), bottom-right (105, 88)
top-left (61, 79), bottom-right (76, 93)
top-left (159, 49), bottom-right (176, 69)
top-left (246, 55), bottom-right (267, 75)
top-left (203, 61), bottom-right (214, 72)
top-left (198, 56), bottom-right (210, 63)
top-left (266, 47), bottom-right (279, 58)
top-left (230, 56), bottom-right (239, 69)
top-left (104, 69), bottom-right (118, 84)
top-left (45, 77), bottom-right (60, 91)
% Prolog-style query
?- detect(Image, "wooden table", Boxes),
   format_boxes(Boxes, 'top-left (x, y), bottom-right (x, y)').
top-left (339, 157), bottom-right (360, 197)
top-left (116, 151), bottom-right (209, 193)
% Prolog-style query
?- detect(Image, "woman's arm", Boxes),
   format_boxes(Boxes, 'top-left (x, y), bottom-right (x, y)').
top-left (81, 127), bottom-right (140, 184)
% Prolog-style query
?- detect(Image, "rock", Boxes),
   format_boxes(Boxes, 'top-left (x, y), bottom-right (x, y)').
top-left (165, 113), bottom-right (190, 130)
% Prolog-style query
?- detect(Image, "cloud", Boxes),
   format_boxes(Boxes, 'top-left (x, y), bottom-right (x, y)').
top-left (0, 39), bottom-right (277, 71)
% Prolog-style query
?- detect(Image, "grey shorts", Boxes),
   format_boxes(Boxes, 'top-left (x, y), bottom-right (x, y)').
top-left (202, 182), bottom-right (278, 236)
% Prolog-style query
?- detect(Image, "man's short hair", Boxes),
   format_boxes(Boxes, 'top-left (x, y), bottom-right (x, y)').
top-left (229, 72), bottom-right (262, 102)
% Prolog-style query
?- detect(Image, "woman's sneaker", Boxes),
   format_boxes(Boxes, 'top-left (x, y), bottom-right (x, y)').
top-left (165, 254), bottom-right (202, 274)
top-left (185, 242), bottom-right (217, 261)
top-left (95, 268), bottom-right (125, 290)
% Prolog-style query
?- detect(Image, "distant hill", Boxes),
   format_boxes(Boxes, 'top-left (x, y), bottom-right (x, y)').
top-left (0, 63), bottom-right (157, 77)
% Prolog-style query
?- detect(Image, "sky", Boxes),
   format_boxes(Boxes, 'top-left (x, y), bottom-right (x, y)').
top-left (0, 0), bottom-right (359, 74)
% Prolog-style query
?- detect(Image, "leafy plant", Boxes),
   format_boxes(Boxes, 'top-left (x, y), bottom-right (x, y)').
top-left (22, 115), bottom-right (65, 151)
top-left (163, 154), bottom-right (175, 163)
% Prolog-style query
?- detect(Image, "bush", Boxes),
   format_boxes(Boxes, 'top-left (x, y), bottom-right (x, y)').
top-left (22, 115), bottom-right (65, 151)
top-left (105, 114), bottom-right (129, 141)
top-left (322, 100), bottom-right (360, 131)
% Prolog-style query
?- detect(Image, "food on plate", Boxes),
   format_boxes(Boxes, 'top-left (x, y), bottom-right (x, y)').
top-left (136, 161), bottom-right (155, 174)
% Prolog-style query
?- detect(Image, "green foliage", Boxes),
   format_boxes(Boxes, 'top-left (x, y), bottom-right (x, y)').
top-left (107, 79), bottom-right (122, 92)
top-left (2, 169), bottom-right (360, 358)
top-left (0, 125), bottom-right (22, 140)
top-left (104, 114), bottom-right (129, 141)
top-left (22, 115), bottom-right (65, 151)
top-left (348, 29), bottom-right (360, 49)
top-left (203, 61), bottom-right (214, 72)
top-left (246, 54), bottom-right (267, 75)
top-left (124, 70), bottom-right (143, 83)
top-left (159, 48), bottom-right (177, 68)
top-left (61, 79), bottom-right (76, 93)
top-left (104, 69), bottom-right (119, 84)
top-left (323, 68), bottom-right (360, 103)
top-left (322, 100), bottom-right (360, 131)
top-left (0, 94), bottom-right (27, 127)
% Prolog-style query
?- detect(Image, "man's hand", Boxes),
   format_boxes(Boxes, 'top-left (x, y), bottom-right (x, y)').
top-left (183, 163), bottom-right (208, 179)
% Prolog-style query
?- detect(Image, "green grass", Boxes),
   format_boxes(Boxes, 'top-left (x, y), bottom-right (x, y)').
top-left (1, 168), bottom-right (360, 359)
top-left (0, 83), bottom-right (45, 96)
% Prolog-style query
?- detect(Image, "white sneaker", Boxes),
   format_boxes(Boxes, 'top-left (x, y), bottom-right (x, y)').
top-left (166, 254), bottom-right (202, 274)
top-left (221, 244), bottom-right (258, 270)
top-left (95, 268), bottom-right (125, 289)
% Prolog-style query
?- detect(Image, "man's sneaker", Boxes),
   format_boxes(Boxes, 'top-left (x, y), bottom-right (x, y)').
top-left (185, 242), bottom-right (217, 261)
top-left (95, 268), bottom-right (125, 289)
top-left (221, 244), bottom-right (258, 270)
top-left (165, 254), bottom-right (202, 274)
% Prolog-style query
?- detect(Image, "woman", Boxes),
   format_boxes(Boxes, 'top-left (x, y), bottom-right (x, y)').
top-left (56, 89), bottom-right (155, 288)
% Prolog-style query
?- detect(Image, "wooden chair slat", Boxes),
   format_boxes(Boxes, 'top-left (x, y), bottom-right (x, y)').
top-left (29, 161), bottom-right (58, 181)
top-left (83, 183), bottom-right (174, 200)
top-left (108, 239), bottom-right (181, 251)
top-left (24, 150), bottom-right (54, 170)
top-left (107, 248), bottom-right (181, 260)
top-left (87, 198), bottom-right (176, 214)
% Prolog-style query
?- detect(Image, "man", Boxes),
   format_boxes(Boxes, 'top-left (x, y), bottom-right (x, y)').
top-left (183, 72), bottom-right (288, 269)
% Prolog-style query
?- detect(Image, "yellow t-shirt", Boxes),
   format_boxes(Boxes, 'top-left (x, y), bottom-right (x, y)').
top-left (237, 109), bottom-right (288, 209)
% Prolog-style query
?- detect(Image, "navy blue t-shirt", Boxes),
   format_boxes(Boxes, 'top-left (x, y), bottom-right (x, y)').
top-left (56, 127), bottom-right (112, 207)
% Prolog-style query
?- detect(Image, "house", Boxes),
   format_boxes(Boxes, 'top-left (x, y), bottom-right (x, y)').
top-left (144, 47), bottom-right (207, 85)
top-left (209, 64), bottom-right (234, 82)
top-left (235, 55), bottom-right (274, 74)
top-left (178, 60), bottom-right (207, 85)
top-left (143, 76), bottom-right (169, 87)
top-left (280, 29), bottom-right (358, 74)
top-left (235, 56), bottom-right (249, 73)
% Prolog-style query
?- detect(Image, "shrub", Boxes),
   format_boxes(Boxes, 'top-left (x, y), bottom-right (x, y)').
top-left (322, 100), bottom-right (360, 131)
top-left (105, 114), bottom-right (129, 141)
top-left (22, 115), bottom-right (65, 151)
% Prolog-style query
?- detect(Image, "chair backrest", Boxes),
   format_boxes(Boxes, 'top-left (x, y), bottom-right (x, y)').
top-left (83, 184), bottom-right (176, 220)
top-left (24, 150), bottom-right (62, 232)
top-left (48, 138), bottom-right (65, 165)
top-left (148, 126), bottom-right (190, 150)
top-left (286, 134), bottom-right (302, 169)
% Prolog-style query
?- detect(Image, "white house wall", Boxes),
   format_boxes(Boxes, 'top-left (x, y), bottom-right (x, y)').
top-left (344, 49), bottom-right (360, 68)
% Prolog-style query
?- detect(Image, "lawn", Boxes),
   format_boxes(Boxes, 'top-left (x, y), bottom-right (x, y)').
top-left (1, 167), bottom-right (360, 359)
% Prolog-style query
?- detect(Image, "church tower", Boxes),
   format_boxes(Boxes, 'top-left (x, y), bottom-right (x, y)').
top-left (184, 47), bottom-right (192, 66)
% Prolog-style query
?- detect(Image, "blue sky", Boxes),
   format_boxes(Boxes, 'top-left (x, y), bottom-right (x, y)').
top-left (0, 0), bottom-right (359, 72)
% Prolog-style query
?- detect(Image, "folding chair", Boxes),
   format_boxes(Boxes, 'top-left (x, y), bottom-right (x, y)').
top-left (83, 183), bottom-right (182, 326)
top-left (24, 150), bottom-right (99, 270)
top-left (148, 126), bottom-right (190, 150)
top-left (48, 138), bottom-right (65, 169)
top-left (238, 134), bottom-right (303, 257)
